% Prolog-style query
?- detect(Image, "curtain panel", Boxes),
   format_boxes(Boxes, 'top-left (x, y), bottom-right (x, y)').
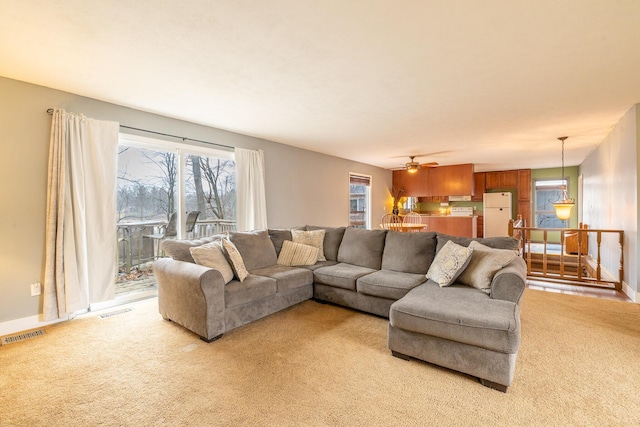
top-left (43, 109), bottom-right (120, 320)
top-left (235, 148), bottom-right (268, 231)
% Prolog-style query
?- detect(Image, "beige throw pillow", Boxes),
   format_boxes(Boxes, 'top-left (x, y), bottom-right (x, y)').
top-left (277, 240), bottom-right (319, 266)
top-left (291, 229), bottom-right (326, 262)
top-left (189, 241), bottom-right (235, 284)
top-left (221, 238), bottom-right (249, 282)
top-left (426, 240), bottom-right (474, 287)
top-left (457, 241), bottom-right (517, 294)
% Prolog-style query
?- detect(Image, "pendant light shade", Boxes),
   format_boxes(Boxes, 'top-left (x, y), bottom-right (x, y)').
top-left (552, 136), bottom-right (575, 221)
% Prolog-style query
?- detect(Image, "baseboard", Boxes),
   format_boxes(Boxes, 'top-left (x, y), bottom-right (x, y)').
top-left (0, 313), bottom-right (69, 337)
top-left (621, 281), bottom-right (637, 303)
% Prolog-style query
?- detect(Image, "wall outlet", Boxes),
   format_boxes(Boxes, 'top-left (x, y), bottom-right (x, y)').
top-left (30, 282), bottom-right (41, 296)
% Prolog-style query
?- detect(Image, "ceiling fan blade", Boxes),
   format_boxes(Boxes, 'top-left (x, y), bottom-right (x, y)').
top-left (421, 162), bottom-right (439, 167)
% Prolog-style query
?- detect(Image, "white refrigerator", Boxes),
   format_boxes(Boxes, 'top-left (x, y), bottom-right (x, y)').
top-left (483, 193), bottom-right (512, 237)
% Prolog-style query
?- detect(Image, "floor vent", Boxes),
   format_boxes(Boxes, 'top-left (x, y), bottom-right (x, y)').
top-left (98, 307), bottom-right (133, 318)
top-left (1, 329), bottom-right (46, 345)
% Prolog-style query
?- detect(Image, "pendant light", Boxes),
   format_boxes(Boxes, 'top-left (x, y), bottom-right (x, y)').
top-left (552, 136), bottom-right (575, 221)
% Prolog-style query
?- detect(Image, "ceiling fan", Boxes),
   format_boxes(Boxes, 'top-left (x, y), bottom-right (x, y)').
top-left (396, 156), bottom-right (439, 173)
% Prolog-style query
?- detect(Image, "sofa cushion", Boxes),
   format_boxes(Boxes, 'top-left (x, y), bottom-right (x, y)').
top-left (458, 241), bottom-right (517, 294)
top-left (189, 241), bottom-right (234, 284)
top-left (268, 229), bottom-right (293, 256)
top-left (292, 229), bottom-right (326, 262)
top-left (224, 274), bottom-right (277, 308)
top-left (356, 270), bottom-right (427, 300)
top-left (277, 240), bottom-right (319, 266)
top-left (306, 226), bottom-right (347, 261)
top-left (426, 240), bottom-right (473, 287)
top-left (337, 228), bottom-right (387, 270)
top-left (436, 233), bottom-right (519, 253)
top-left (381, 231), bottom-right (437, 274)
top-left (222, 238), bottom-right (249, 282)
top-left (229, 230), bottom-right (278, 271)
top-left (299, 260), bottom-right (338, 271)
top-left (251, 264), bottom-right (314, 292)
top-left (161, 234), bottom-right (225, 263)
top-left (313, 263), bottom-right (377, 291)
top-left (389, 282), bottom-right (520, 353)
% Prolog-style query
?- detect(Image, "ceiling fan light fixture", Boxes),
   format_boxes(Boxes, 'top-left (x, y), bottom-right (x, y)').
top-left (406, 156), bottom-right (420, 173)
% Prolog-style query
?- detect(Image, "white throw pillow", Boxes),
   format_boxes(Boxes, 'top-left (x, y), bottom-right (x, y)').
top-left (277, 240), bottom-right (320, 266)
top-left (457, 241), bottom-right (517, 294)
top-left (426, 240), bottom-right (474, 287)
top-left (221, 238), bottom-right (249, 282)
top-left (291, 229), bottom-right (326, 262)
top-left (189, 241), bottom-right (235, 284)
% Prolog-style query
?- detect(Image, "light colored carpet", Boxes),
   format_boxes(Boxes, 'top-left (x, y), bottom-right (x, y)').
top-left (1, 289), bottom-right (639, 426)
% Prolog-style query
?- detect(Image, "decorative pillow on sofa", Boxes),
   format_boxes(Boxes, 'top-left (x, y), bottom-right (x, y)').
top-left (426, 240), bottom-right (474, 287)
top-left (277, 240), bottom-right (320, 266)
top-left (228, 230), bottom-right (277, 271)
top-left (189, 241), bottom-right (234, 284)
top-left (457, 241), bottom-right (517, 294)
top-left (221, 238), bottom-right (249, 282)
top-left (305, 226), bottom-right (346, 261)
top-left (291, 229), bottom-right (326, 262)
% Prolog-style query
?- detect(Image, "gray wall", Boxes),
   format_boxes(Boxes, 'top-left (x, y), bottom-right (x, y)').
top-left (579, 104), bottom-right (638, 298)
top-left (0, 77), bottom-right (392, 323)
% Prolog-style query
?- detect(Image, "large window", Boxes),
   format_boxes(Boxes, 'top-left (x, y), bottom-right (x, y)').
top-left (534, 179), bottom-right (568, 228)
top-left (116, 134), bottom-right (236, 268)
top-left (349, 173), bottom-right (371, 229)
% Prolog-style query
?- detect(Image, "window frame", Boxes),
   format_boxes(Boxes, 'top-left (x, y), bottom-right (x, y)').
top-left (348, 172), bottom-right (372, 229)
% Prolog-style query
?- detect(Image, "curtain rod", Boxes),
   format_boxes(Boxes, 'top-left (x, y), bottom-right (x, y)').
top-left (46, 108), bottom-right (234, 151)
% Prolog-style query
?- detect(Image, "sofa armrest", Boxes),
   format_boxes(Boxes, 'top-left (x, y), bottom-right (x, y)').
top-left (154, 258), bottom-right (226, 341)
top-left (490, 256), bottom-right (527, 304)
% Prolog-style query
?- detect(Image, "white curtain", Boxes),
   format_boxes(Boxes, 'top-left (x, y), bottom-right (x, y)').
top-left (235, 148), bottom-right (268, 231)
top-left (43, 109), bottom-right (120, 321)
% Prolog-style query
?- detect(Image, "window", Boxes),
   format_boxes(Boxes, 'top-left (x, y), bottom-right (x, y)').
top-left (116, 134), bottom-right (236, 268)
top-left (349, 173), bottom-right (371, 229)
top-left (534, 179), bottom-right (568, 228)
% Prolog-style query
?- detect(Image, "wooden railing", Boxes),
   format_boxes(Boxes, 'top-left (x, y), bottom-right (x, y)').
top-left (117, 219), bottom-right (237, 271)
top-left (509, 217), bottom-right (624, 290)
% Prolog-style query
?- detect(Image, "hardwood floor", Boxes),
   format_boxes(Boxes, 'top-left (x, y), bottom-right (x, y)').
top-left (526, 279), bottom-right (631, 302)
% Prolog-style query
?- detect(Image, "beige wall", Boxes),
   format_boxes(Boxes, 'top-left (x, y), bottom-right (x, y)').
top-left (580, 104), bottom-right (638, 299)
top-left (0, 77), bottom-right (392, 324)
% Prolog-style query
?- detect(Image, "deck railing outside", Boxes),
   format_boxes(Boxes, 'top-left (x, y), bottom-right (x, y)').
top-left (509, 218), bottom-right (624, 290)
top-left (117, 219), bottom-right (237, 272)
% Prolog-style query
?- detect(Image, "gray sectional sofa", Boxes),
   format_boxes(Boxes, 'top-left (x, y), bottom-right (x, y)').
top-left (153, 226), bottom-right (526, 392)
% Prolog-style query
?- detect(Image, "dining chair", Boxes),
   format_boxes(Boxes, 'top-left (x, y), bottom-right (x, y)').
top-left (402, 212), bottom-right (424, 233)
top-left (380, 213), bottom-right (402, 231)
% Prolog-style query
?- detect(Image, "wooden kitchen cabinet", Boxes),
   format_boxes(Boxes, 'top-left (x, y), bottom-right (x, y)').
top-left (423, 216), bottom-right (477, 238)
top-left (428, 163), bottom-right (474, 196)
top-left (517, 201), bottom-right (531, 227)
top-left (517, 169), bottom-right (531, 201)
top-left (472, 172), bottom-right (486, 201)
top-left (486, 170), bottom-right (517, 189)
top-left (392, 169), bottom-right (429, 196)
top-left (393, 163), bottom-right (474, 197)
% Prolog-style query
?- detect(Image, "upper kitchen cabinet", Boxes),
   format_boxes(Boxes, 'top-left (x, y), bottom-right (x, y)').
top-left (486, 170), bottom-right (517, 189)
top-left (392, 168), bottom-right (429, 196)
top-left (428, 164), bottom-right (474, 196)
top-left (393, 164), bottom-right (474, 197)
top-left (472, 172), bottom-right (486, 202)
top-left (517, 169), bottom-right (531, 201)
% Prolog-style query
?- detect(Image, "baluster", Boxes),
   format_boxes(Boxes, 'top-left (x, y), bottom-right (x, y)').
top-left (596, 231), bottom-right (602, 282)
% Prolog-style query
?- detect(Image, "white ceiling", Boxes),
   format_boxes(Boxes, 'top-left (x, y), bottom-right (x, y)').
top-left (2, 1), bottom-right (640, 172)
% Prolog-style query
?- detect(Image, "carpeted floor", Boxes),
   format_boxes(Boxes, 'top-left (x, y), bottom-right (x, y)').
top-left (1, 289), bottom-right (639, 426)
